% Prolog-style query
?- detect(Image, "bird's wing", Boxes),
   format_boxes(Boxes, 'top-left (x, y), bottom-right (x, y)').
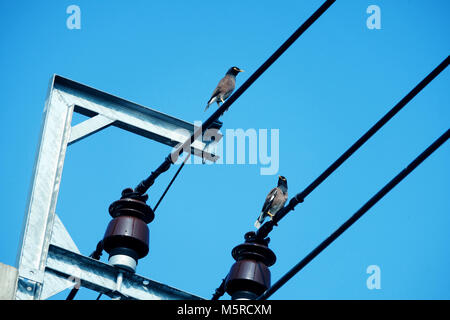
top-left (221, 76), bottom-right (236, 98)
top-left (207, 76), bottom-right (227, 104)
top-left (271, 190), bottom-right (288, 212)
top-left (211, 76), bottom-right (235, 98)
top-left (261, 187), bottom-right (278, 213)
top-left (207, 87), bottom-right (221, 104)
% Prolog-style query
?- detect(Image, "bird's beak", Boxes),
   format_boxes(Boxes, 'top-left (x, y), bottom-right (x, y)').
top-left (238, 69), bottom-right (244, 72)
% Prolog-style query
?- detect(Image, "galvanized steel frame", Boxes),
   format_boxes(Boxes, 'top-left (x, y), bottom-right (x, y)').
top-left (15, 75), bottom-right (209, 300)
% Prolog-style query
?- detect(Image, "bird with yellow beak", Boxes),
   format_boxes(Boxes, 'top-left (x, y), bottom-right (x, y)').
top-left (205, 66), bottom-right (244, 111)
top-left (255, 176), bottom-right (288, 229)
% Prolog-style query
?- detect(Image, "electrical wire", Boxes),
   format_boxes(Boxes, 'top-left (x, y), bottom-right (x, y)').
top-left (66, 240), bottom-right (104, 300)
top-left (134, 0), bottom-right (337, 196)
top-left (211, 277), bottom-right (227, 300)
top-left (153, 152), bottom-right (191, 212)
top-left (256, 55), bottom-right (450, 240)
top-left (257, 128), bottom-right (450, 300)
top-left (71, 0), bottom-right (339, 301)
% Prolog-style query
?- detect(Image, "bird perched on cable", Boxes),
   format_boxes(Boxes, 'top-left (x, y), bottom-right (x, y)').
top-left (254, 176), bottom-right (288, 229)
top-left (205, 66), bottom-right (244, 111)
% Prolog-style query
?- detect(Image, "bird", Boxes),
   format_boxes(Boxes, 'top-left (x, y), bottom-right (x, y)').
top-left (205, 66), bottom-right (244, 111)
top-left (254, 176), bottom-right (288, 229)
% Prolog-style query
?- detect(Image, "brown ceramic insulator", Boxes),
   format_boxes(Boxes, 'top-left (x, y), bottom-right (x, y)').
top-left (109, 198), bottom-right (154, 224)
top-left (231, 242), bottom-right (276, 266)
top-left (225, 237), bottom-right (277, 298)
top-left (226, 259), bottom-right (271, 296)
top-left (103, 215), bottom-right (149, 259)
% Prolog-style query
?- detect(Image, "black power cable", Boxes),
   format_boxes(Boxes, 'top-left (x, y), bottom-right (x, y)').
top-left (134, 0), bottom-right (337, 196)
top-left (70, 0), bottom-right (336, 300)
top-left (66, 240), bottom-right (103, 300)
top-left (153, 152), bottom-right (191, 212)
top-left (256, 55), bottom-right (450, 240)
top-left (211, 277), bottom-right (227, 300)
top-left (257, 128), bottom-right (450, 300)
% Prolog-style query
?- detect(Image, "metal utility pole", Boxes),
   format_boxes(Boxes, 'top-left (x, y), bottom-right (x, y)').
top-left (12, 75), bottom-right (219, 300)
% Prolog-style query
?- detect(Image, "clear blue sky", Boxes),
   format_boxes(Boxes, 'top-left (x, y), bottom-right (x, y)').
top-left (0, 0), bottom-right (449, 300)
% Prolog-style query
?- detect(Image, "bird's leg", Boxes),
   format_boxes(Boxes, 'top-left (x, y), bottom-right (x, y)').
top-left (267, 211), bottom-right (274, 220)
top-left (220, 97), bottom-right (225, 104)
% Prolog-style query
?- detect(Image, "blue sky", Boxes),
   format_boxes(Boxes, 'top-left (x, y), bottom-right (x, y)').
top-left (0, 0), bottom-right (449, 300)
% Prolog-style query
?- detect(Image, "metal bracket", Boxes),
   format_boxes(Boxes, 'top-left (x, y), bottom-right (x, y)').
top-left (46, 245), bottom-right (202, 300)
top-left (54, 75), bottom-right (220, 157)
top-left (18, 267), bottom-right (45, 284)
top-left (15, 75), bottom-right (214, 300)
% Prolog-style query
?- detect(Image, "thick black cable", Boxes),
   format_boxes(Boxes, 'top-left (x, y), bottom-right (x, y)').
top-left (153, 152), bottom-right (191, 212)
top-left (65, 286), bottom-right (79, 301)
top-left (257, 128), bottom-right (450, 300)
top-left (256, 55), bottom-right (450, 240)
top-left (66, 241), bottom-right (103, 300)
top-left (134, 0), bottom-right (337, 196)
top-left (211, 277), bottom-right (227, 300)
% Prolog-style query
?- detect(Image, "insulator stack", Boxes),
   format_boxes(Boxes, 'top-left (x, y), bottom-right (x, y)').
top-left (225, 231), bottom-right (276, 300)
top-left (102, 188), bottom-right (154, 272)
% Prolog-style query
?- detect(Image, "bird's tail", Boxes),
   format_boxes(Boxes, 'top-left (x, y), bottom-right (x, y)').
top-left (254, 213), bottom-right (264, 229)
top-left (205, 96), bottom-right (217, 111)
